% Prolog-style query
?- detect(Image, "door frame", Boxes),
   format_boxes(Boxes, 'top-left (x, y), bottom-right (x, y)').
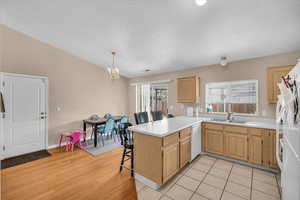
top-left (0, 72), bottom-right (49, 159)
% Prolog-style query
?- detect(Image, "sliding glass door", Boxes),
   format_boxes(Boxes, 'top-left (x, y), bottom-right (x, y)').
top-left (136, 83), bottom-right (168, 115)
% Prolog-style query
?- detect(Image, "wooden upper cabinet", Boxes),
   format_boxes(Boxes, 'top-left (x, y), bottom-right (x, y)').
top-left (177, 76), bottom-right (199, 104)
top-left (267, 65), bottom-right (293, 104)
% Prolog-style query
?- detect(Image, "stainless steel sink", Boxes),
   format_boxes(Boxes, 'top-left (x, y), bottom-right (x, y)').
top-left (211, 118), bottom-right (227, 122)
top-left (210, 118), bottom-right (246, 124)
top-left (230, 120), bottom-right (246, 124)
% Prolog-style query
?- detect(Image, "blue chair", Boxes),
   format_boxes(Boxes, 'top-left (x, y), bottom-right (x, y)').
top-left (95, 113), bottom-right (112, 140)
top-left (97, 118), bottom-right (118, 146)
top-left (118, 116), bottom-right (129, 129)
top-left (104, 113), bottom-right (113, 119)
top-left (117, 116), bottom-right (129, 143)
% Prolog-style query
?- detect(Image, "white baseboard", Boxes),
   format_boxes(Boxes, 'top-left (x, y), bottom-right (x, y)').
top-left (47, 144), bottom-right (60, 150)
top-left (47, 136), bottom-right (92, 150)
top-left (135, 173), bottom-right (161, 190)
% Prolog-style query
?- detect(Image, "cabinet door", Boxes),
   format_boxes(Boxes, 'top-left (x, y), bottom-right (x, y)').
top-left (269, 130), bottom-right (278, 168)
top-left (224, 132), bottom-right (248, 161)
top-left (177, 76), bottom-right (199, 103)
top-left (205, 129), bottom-right (223, 155)
top-left (249, 135), bottom-right (263, 165)
top-left (163, 143), bottom-right (180, 182)
top-left (267, 65), bottom-right (293, 104)
top-left (180, 137), bottom-right (191, 168)
top-left (262, 130), bottom-right (278, 169)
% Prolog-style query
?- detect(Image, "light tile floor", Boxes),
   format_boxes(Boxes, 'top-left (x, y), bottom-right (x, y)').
top-left (136, 155), bottom-right (281, 200)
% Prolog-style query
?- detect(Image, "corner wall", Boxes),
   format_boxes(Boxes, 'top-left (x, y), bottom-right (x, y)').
top-left (1, 25), bottom-right (129, 146)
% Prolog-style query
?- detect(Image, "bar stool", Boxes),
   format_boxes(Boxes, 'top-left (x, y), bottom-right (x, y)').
top-left (134, 112), bottom-right (149, 124)
top-left (151, 110), bottom-right (164, 121)
top-left (119, 122), bottom-right (134, 176)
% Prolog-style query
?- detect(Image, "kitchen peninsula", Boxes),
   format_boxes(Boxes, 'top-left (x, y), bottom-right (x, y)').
top-left (129, 116), bottom-right (277, 189)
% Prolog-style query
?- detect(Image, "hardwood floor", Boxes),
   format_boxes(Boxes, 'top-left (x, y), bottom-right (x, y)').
top-left (1, 148), bottom-right (137, 200)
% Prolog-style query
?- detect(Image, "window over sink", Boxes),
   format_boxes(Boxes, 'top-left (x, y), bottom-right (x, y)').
top-left (205, 80), bottom-right (258, 115)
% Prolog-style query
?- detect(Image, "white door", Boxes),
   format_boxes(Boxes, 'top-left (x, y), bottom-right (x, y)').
top-left (2, 74), bottom-right (47, 158)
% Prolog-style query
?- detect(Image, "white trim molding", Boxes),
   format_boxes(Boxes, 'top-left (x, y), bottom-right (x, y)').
top-left (0, 72), bottom-right (49, 158)
top-left (130, 79), bottom-right (173, 86)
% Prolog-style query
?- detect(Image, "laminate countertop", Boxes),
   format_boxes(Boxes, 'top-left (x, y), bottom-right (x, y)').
top-left (128, 116), bottom-right (277, 137)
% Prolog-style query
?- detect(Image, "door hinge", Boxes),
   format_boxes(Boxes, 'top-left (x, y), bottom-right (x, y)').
top-left (261, 140), bottom-right (263, 145)
top-left (2, 81), bottom-right (5, 87)
top-left (3, 145), bottom-right (5, 151)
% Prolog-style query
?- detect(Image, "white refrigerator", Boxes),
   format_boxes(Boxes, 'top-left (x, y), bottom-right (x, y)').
top-left (276, 58), bottom-right (300, 200)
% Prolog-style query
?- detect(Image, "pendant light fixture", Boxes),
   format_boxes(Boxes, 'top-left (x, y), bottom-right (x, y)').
top-left (107, 51), bottom-right (120, 80)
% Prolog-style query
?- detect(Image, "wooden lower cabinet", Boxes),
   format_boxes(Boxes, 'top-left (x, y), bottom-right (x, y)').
top-left (205, 129), bottom-right (223, 155)
top-left (133, 127), bottom-right (193, 185)
top-left (249, 134), bottom-right (263, 165)
top-left (203, 123), bottom-right (277, 169)
top-left (269, 130), bottom-right (278, 168)
top-left (179, 137), bottom-right (191, 168)
top-left (163, 143), bottom-right (180, 181)
top-left (262, 130), bottom-right (278, 168)
top-left (224, 132), bottom-right (248, 161)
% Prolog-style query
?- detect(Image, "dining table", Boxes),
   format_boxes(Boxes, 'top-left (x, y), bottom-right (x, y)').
top-left (83, 115), bottom-right (124, 147)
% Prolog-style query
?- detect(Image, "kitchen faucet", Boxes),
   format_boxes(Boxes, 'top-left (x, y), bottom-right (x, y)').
top-left (226, 112), bottom-right (233, 121)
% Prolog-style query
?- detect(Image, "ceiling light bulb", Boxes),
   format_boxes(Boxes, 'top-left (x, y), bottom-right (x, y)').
top-left (195, 0), bottom-right (207, 6)
top-left (220, 56), bottom-right (228, 66)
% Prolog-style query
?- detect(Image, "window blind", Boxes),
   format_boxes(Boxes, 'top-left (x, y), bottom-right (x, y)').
top-left (205, 80), bottom-right (258, 114)
top-left (227, 81), bottom-right (257, 104)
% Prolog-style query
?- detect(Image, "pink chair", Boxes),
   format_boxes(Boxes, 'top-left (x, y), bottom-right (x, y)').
top-left (59, 130), bottom-right (87, 152)
top-left (66, 131), bottom-right (82, 152)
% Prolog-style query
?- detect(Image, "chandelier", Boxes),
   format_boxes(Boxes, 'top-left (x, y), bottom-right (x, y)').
top-left (107, 51), bottom-right (120, 80)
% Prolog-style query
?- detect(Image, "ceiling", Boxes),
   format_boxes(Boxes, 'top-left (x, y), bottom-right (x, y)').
top-left (1, 0), bottom-right (300, 77)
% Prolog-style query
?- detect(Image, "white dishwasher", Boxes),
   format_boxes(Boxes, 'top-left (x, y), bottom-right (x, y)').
top-left (191, 123), bottom-right (201, 161)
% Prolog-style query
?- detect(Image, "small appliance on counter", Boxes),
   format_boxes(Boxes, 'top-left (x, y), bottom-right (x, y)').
top-left (276, 58), bottom-right (300, 200)
top-left (186, 106), bottom-right (194, 117)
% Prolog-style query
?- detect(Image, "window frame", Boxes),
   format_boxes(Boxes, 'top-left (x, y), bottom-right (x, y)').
top-left (205, 80), bottom-right (259, 116)
top-left (135, 82), bottom-right (169, 114)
